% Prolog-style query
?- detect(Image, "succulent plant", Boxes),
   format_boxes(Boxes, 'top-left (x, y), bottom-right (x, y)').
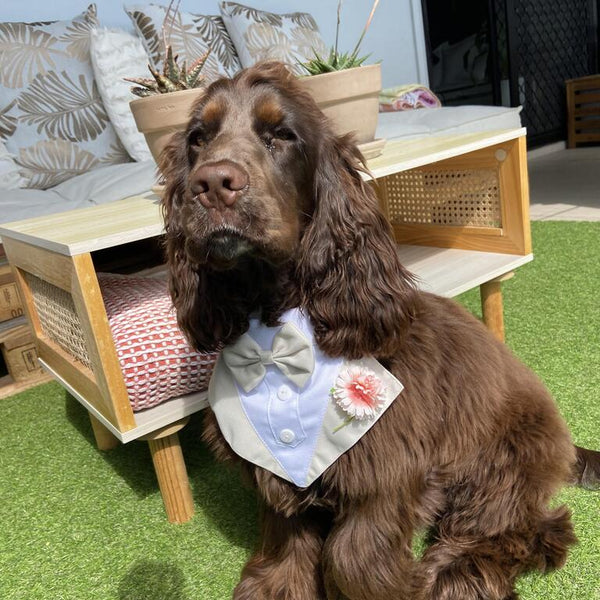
top-left (126, 45), bottom-right (211, 97)
top-left (301, 48), bottom-right (369, 75)
top-left (301, 0), bottom-right (379, 75)
top-left (125, 0), bottom-right (211, 97)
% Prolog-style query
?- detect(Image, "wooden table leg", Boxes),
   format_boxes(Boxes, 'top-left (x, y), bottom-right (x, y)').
top-left (142, 418), bottom-right (194, 524)
top-left (480, 272), bottom-right (515, 343)
top-left (89, 414), bottom-right (120, 451)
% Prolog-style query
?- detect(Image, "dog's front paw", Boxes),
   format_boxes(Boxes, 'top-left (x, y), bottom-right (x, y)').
top-left (420, 550), bottom-right (515, 600)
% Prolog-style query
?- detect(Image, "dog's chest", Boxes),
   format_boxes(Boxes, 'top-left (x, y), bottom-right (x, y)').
top-left (208, 309), bottom-right (404, 488)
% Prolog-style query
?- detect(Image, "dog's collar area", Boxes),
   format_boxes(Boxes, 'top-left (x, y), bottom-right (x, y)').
top-left (209, 308), bottom-right (404, 487)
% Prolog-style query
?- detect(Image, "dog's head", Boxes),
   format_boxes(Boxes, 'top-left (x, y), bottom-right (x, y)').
top-left (161, 62), bottom-right (418, 357)
top-left (162, 62), bottom-right (319, 270)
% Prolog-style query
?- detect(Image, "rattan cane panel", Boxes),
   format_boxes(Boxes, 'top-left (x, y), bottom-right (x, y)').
top-left (383, 168), bottom-right (502, 228)
top-left (25, 272), bottom-right (91, 369)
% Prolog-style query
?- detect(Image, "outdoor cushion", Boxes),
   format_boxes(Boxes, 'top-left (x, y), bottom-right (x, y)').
top-left (0, 160), bottom-right (156, 230)
top-left (125, 3), bottom-right (242, 79)
top-left (0, 140), bottom-right (27, 190)
top-left (90, 27), bottom-right (152, 162)
top-left (0, 5), bottom-right (130, 189)
top-left (98, 273), bottom-right (218, 412)
top-left (219, 1), bottom-right (328, 75)
top-left (376, 105), bottom-right (523, 141)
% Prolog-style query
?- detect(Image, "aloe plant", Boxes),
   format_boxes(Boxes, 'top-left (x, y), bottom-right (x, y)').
top-left (301, 0), bottom-right (380, 75)
top-left (126, 45), bottom-right (211, 97)
top-left (126, 0), bottom-right (211, 97)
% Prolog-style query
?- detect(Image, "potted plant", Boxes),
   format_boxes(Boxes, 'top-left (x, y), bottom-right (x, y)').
top-left (297, 0), bottom-right (383, 156)
top-left (126, 1), bottom-right (211, 163)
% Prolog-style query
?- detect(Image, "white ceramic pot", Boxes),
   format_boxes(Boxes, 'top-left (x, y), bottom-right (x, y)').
top-left (297, 63), bottom-right (382, 152)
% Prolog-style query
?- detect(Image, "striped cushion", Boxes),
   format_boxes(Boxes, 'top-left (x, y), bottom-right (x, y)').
top-left (98, 273), bottom-right (217, 412)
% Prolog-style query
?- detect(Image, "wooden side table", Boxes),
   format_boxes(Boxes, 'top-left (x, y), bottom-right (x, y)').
top-left (0, 195), bottom-right (206, 523)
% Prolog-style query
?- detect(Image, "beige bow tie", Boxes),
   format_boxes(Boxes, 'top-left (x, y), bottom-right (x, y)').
top-left (222, 322), bottom-right (315, 392)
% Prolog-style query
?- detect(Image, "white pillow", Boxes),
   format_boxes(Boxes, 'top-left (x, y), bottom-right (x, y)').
top-left (90, 28), bottom-right (153, 162)
top-left (0, 140), bottom-right (27, 190)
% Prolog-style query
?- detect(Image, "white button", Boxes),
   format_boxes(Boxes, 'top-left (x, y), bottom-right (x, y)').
top-left (277, 385), bottom-right (293, 401)
top-left (279, 429), bottom-right (296, 444)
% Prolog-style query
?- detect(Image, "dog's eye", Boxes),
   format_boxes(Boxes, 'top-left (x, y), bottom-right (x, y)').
top-left (273, 127), bottom-right (296, 141)
top-left (188, 128), bottom-right (207, 148)
top-left (262, 127), bottom-right (296, 152)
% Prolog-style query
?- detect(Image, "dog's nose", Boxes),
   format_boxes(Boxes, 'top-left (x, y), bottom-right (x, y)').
top-left (191, 161), bottom-right (249, 208)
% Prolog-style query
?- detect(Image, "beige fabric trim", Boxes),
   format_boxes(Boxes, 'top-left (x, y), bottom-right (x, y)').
top-left (209, 357), bottom-right (289, 481)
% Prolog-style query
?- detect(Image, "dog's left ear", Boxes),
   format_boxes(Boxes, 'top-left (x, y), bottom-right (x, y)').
top-left (297, 134), bottom-right (420, 359)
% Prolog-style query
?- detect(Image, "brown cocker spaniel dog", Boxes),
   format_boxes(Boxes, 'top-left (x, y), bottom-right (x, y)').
top-left (161, 62), bottom-right (595, 600)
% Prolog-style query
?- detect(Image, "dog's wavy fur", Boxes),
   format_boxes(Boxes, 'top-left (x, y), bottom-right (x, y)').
top-left (161, 62), bottom-right (583, 599)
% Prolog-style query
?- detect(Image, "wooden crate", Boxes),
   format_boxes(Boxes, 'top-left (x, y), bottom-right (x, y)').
top-left (566, 74), bottom-right (600, 148)
top-left (0, 324), bottom-right (50, 399)
top-left (0, 263), bottom-right (24, 323)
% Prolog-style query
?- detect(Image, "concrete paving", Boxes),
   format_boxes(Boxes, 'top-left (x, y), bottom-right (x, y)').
top-left (527, 146), bottom-right (600, 221)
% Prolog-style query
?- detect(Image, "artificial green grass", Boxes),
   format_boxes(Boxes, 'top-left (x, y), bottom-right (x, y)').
top-left (0, 221), bottom-right (598, 600)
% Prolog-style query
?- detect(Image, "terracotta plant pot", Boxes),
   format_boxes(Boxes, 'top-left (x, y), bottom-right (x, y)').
top-left (129, 88), bottom-right (205, 164)
top-left (297, 63), bottom-right (383, 155)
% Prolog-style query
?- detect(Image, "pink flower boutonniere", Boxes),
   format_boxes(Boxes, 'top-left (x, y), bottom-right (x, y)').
top-left (331, 366), bottom-right (387, 432)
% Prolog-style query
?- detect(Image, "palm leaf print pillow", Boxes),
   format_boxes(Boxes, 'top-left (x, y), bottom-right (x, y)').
top-left (0, 5), bottom-right (129, 189)
top-left (219, 2), bottom-right (329, 75)
top-left (125, 3), bottom-right (242, 80)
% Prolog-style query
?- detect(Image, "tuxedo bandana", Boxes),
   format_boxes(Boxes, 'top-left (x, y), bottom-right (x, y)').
top-left (208, 308), bottom-right (404, 487)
